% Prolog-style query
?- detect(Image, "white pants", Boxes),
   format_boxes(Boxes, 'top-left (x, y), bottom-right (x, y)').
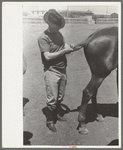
top-left (44, 67), bottom-right (67, 110)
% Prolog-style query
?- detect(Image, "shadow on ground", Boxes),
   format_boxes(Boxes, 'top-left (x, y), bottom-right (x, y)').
top-left (71, 102), bottom-right (118, 124)
top-left (42, 102), bottom-right (118, 125)
top-left (107, 139), bottom-right (119, 145)
top-left (23, 131), bottom-right (33, 145)
top-left (23, 97), bottom-right (29, 107)
top-left (42, 103), bottom-right (71, 123)
top-left (23, 97), bottom-right (33, 145)
top-left (23, 97), bottom-right (29, 117)
top-left (24, 100), bottom-right (118, 145)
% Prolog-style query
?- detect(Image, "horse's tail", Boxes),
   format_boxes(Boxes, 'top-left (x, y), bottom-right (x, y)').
top-left (72, 30), bottom-right (99, 52)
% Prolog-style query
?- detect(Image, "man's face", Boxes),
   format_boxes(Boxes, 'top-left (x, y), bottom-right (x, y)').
top-left (48, 26), bottom-right (59, 33)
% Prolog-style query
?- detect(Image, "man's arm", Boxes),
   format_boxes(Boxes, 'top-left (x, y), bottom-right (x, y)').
top-left (44, 44), bottom-right (73, 61)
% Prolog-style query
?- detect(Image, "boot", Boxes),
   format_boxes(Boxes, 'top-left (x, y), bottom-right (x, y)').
top-left (57, 114), bottom-right (67, 121)
top-left (56, 103), bottom-right (67, 121)
top-left (46, 121), bottom-right (57, 132)
top-left (42, 107), bottom-right (57, 132)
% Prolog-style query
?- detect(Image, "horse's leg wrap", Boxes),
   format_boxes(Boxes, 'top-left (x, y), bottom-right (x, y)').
top-left (78, 112), bottom-right (86, 123)
top-left (78, 89), bottom-right (92, 135)
top-left (78, 112), bottom-right (89, 135)
top-left (78, 88), bottom-right (93, 122)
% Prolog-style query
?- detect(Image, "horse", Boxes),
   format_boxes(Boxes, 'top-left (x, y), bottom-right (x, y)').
top-left (72, 26), bottom-right (118, 134)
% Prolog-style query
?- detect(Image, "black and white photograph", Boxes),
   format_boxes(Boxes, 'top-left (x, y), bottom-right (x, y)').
top-left (2, 2), bottom-right (121, 148)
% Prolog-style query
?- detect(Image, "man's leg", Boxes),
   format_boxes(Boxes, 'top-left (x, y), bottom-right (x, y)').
top-left (44, 70), bottom-right (60, 132)
top-left (56, 73), bottom-right (67, 121)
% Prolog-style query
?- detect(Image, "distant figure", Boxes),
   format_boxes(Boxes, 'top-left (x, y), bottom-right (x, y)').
top-left (23, 54), bottom-right (27, 75)
top-left (38, 9), bottom-right (74, 132)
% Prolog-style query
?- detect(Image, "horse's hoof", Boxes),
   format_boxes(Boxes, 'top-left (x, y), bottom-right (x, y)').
top-left (96, 114), bottom-right (104, 122)
top-left (79, 127), bottom-right (89, 135)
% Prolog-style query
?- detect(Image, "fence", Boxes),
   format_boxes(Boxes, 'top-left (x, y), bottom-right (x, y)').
top-left (65, 18), bottom-right (88, 24)
top-left (23, 17), bottom-right (45, 24)
top-left (96, 18), bottom-right (118, 24)
top-left (23, 17), bottom-right (88, 24)
top-left (23, 17), bottom-right (118, 24)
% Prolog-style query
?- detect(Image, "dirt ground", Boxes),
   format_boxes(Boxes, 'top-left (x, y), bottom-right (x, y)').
top-left (23, 23), bottom-right (119, 147)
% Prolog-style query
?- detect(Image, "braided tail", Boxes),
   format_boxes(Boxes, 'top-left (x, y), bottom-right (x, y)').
top-left (71, 30), bottom-right (98, 52)
top-left (71, 40), bottom-right (87, 51)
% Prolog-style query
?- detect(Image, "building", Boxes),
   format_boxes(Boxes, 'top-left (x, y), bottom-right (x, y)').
top-left (93, 14), bottom-right (110, 19)
top-left (31, 10), bottom-right (46, 18)
top-left (110, 13), bottom-right (118, 18)
top-left (60, 10), bottom-right (93, 21)
top-left (80, 10), bottom-right (93, 21)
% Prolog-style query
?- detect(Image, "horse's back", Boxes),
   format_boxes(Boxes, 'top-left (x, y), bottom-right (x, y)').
top-left (84, 26), bottom-right (118, 77)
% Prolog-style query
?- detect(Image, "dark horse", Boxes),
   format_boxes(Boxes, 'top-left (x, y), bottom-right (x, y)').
top-left (72, 26), bottom-right (118, 134)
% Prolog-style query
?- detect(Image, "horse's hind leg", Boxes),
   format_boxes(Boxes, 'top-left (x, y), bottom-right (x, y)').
top-left (78, 74), bottom-right (106, 134)
top-left (91, 90), bottom-right (98, 114)
top-left (91, 90), bottom-right (104, 122)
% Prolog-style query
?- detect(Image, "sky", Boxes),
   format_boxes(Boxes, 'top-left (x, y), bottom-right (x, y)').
top-left (22, 2), bottom-right (120, 15)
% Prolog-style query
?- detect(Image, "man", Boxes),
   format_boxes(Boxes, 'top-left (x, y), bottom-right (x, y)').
top-left (38, 9), bottom-right (74, 132)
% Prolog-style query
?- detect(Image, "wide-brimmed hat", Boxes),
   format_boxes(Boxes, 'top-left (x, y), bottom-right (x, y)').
top-left (43, 9), bottom-right (65, 30)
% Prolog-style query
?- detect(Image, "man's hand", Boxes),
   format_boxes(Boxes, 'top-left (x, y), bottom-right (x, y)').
top-left (63, 43), bottom-right (74, 54)
top-left (70, 44), bottom-right (75, 49)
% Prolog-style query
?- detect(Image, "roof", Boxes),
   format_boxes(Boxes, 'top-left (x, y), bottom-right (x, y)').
top-left (94, 14), bottom-right (110, 18)
top-left (74, 10), bottom-right (93, 15)
top-left (31, 10), bottom-right (46, 12)
top-left (111, 12), bottom-right (118, 15)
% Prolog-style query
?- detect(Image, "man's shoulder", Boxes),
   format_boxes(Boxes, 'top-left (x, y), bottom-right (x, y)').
top-left (38, 31), bottom-right (49, 41)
